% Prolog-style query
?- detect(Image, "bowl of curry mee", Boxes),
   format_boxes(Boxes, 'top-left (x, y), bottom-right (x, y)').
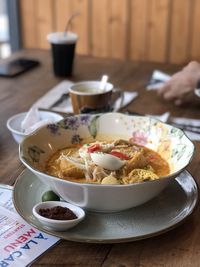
top-left (20, 113), bottom-right (194, 212)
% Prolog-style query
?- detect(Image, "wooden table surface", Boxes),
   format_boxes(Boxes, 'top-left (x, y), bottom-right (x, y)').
top-left (1, 49), bottom-right (200, 267)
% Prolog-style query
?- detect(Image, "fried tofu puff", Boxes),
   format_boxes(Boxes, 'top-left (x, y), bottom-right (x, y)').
top-left (123, 169), bottom-right (159, 184)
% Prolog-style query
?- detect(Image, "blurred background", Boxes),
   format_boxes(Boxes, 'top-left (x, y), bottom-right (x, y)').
top-left (0, 0), bottom-right (10, 58)
top-left (1, 0), bottom-right (200, 64)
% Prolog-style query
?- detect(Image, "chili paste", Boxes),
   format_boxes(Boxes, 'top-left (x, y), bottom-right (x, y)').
top-left (39, 206), bottom-right (77, 220)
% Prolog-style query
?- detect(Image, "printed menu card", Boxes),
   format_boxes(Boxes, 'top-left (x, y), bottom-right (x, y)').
top-left (0, 185), bottom-right (59, 267)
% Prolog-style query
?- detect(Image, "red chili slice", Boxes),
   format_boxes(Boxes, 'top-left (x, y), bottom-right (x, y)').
top-left (87, 144), bottom-right (101, 153)
top-left (110, 151), bottom-right (130, 160)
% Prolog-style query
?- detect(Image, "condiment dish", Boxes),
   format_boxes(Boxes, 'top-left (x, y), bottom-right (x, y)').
top-left (32, 201), bottom-right (85, 231)
top-left (7, 110), bottom-right (63, 144)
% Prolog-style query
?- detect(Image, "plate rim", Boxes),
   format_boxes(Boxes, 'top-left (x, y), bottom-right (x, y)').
top-left (13, 169), bottom-right (199, 244)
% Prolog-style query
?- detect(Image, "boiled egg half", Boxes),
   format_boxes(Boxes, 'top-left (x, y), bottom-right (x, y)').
top-left (90, 152), bottom-right (125, 171)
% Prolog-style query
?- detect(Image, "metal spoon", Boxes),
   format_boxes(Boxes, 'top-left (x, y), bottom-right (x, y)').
top-left (49, 93), bottom-right (69, 108)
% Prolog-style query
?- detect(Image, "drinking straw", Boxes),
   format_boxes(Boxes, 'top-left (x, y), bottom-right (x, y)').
top-left (64, 12), bottom-right (80, 35)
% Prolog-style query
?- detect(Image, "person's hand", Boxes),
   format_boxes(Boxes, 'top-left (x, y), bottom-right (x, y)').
top-left (158, 61), bottom-right (200, 105)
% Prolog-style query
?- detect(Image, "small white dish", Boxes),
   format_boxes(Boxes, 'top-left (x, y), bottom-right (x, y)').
top-left (7, 110), bottom-right (63, 144)
top-left (32, 201), bottom-right (85, 231)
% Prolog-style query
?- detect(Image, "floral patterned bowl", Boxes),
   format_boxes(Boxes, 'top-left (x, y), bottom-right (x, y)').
top-left (19, 113), bottom-right (194, 212)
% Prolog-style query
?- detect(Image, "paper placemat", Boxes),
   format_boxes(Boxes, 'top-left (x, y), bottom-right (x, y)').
top-left (34, 80), bottom-right (73, 111)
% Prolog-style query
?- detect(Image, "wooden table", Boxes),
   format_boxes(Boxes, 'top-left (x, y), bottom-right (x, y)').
top-left (1, 49), bottom-right (200, 267)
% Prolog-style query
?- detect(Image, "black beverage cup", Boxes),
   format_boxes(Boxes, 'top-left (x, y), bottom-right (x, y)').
top-left (47, 32), bottom-right (78, 77)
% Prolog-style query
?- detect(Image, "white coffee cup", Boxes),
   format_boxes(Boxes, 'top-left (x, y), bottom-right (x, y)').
top-left (69, 81), bottom-right (124, 114)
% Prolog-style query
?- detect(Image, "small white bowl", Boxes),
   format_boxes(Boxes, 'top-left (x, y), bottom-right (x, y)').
top-left (7, 111), bottom-right (63, 144)
top-left (32, 201), bottom-right (85, 231)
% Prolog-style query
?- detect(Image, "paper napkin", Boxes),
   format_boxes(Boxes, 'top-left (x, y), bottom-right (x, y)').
top-left (20, 105), bottom-right (62, 134)
top-left (149, 112), bottom-right (170, 123)
top-left (171, 117), bottom-right (200, 141)
top-left (34, 80), bottom-right (73, 110)
top-left (146, 70), bottom-right (171, 90)
top-left (21, 106), bottom-right (40, 132)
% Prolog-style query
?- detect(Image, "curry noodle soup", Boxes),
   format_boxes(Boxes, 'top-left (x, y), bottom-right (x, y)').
top-left (45, 139), bottom-right (170, 185)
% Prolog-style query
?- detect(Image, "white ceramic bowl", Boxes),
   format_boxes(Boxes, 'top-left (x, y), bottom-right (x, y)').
top-left (32, 201), bottom-right (85, 231)
top-left (7, 111), bottom-right (63, 144)
top-left (20, 113), bottom-right (195, 212)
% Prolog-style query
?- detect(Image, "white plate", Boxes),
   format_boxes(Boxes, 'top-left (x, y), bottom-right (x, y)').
top-left (13, 169), bottom-right (198, 243)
